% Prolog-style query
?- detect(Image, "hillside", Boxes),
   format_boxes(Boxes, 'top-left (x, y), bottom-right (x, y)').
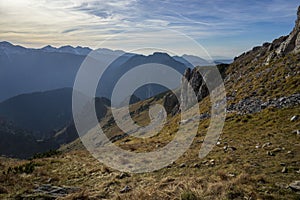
top-left (0, 118), bottom-right (59, 159)
top-left (0, 89), bottom-right (110, 158)
top-left (0, 88), bottom-right (73, 139)
top-left (0, 6), bottom-right (300, 200)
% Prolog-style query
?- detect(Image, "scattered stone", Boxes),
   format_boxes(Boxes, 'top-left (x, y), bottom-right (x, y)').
top-left (267, 151), bottom-right (275, 156)
top-left (223, 146), bottom-right (236, 152)
top-left (292, 130), bottom-right (300, 135)
top-left (46, 178), bottom-right (52, 183)
top-left (280, 163), bottom-right (286, 166)
top-left (271, 148), bottom-right (282, 153)
top-left (120, 185), bottom-right (131, 193)
top-left (255, 145), bottom-right (260, 149)
top-left (167, 161), bottom-right (175, 168)
top-left (228, 146), bottom-right (237, 151)
top-left (282, 167), bottom-right (288, 173)
top-left (209, 159), bottom-right (215, 166)
top-left (287, 151), bottom-right (293, 154)
top-left (262, 142), bottom-right (272, 148)
top-left (290, 115), bottom-right (299, 122)
top-left (202, 160), bottom-right (208, 165)
top-left (193, 163), bottom-right (200, 168)
top-left (33, 184), bottom-right (80, 198)
top-left (117, 172), bottom-right (130, 179)
top-left (289, 181), bottom-right (300, 191)
top-left (179, 163), bottom-right (186, 168)
top-left (227, 94), bottom-right (300, 115)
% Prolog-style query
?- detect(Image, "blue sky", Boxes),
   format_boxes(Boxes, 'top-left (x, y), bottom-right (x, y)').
top-left (0, 0), bottom-right (299, 58)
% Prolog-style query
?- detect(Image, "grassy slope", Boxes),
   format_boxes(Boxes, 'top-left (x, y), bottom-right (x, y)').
top-left (225, 52), bottom-right (300, 103)
top-left (0, 104), bottom-right (299, 199)
top-left (0, 52), bottom-right (300, 199)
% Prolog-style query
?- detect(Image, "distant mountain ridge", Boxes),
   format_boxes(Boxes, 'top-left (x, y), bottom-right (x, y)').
top-left (0, 41), bottom-right (211, 103)
top-left (0, 44), bottom-right (229, 110)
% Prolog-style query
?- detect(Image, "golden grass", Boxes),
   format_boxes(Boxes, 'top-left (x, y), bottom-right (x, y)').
top-left (0, 105), bottom-right (299, 199)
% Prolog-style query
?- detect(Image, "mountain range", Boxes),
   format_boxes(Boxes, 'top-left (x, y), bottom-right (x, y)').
top-left (0, 41), bottom-right (227, 103)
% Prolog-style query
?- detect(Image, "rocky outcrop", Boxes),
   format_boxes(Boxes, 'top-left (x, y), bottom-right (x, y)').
top-left (163, 62), bottom-right (229, 115)
top-left (163, 67), bottom-right (209, 115)
top-left (181, 68), bottom-right (209, 111)
top-left (163, 93), bottom-right (179, 115)
top-left (233, 6), bottom-right (300, 65)
top-left (265, 6), bottom-right (300, 64)
top-left (276, 6), bottom-right (300, 55)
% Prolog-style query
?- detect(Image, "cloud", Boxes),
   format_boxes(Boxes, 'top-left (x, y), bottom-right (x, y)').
top-left (0, 0), bottom-right (299, 57)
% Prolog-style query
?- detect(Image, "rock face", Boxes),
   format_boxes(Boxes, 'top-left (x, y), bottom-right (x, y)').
top-left (232, 6), bottom-right (300, 65)
top-left (265, 6), bottom-right (300, 63)
top-left (163, 67), bottom-right (209, 115)
top-left (163, 93), bottom-right (179, 115)
top-left (276, 6), bottom-right (300, 55)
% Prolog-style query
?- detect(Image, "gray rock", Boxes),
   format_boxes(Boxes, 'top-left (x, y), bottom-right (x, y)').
top-left (209, 159), bottom-right (215, 166)
top-left (163, 93), bottom-right (179, 115)
top-left (193, 163), bottom-right (200, 168)
top-left (291, 115), bottom-right (299, 122)
top-left (275, 7), bottom-right (300, 55)
top-left (282, 167), bottom-right (288, 173)
top-left (289, 181), bottom-right (300, 191)
top-left (228, 146), bottom-right (237, 151)
top-left (120, 185), bottom-right (131, 193)
top-left (179, 163), bottom-right (186, 168)
top-left (262, 142), bottom-right (272, 148)
top-left (227, 94), bottom-right (300, 115)
top-left (33, 184), bottom-right (80, 197)
top-left (271, 147), bottom-right (282, 153)
top-left (117, 172), bottom-right (130, 179)
top-left (280, 163), bottom-right (286, 166)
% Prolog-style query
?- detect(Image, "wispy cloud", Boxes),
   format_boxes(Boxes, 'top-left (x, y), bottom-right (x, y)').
top-left (0, 0), bottom-right (299, 57)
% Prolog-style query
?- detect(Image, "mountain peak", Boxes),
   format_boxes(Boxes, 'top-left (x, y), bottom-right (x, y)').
top-left (41, 45), bottom-right (57, 52)
top-left (0, 41), bottom-right (13, 47)
top-left (296, 6), bottom-right (300, 29)
top-left (152, 52), bottom-right (169, 56)
top-left (273, 6), bottom-right (300, 56)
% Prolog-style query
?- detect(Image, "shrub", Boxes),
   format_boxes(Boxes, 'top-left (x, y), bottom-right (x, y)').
top-left (6, 162), bottom-right (37, 174)
top-left (32, 149), bottom-right (61, 159)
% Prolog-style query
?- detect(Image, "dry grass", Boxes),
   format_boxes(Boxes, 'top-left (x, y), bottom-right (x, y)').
top-left (0, 105), bottom-right (299, 199)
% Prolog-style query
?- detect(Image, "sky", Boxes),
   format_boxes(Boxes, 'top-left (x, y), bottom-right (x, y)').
top-left (0, 0), bottom-right (299, 58)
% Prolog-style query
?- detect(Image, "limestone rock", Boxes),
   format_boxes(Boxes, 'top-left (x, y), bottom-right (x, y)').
top-left (289, 181), bottom-right (300, 191)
